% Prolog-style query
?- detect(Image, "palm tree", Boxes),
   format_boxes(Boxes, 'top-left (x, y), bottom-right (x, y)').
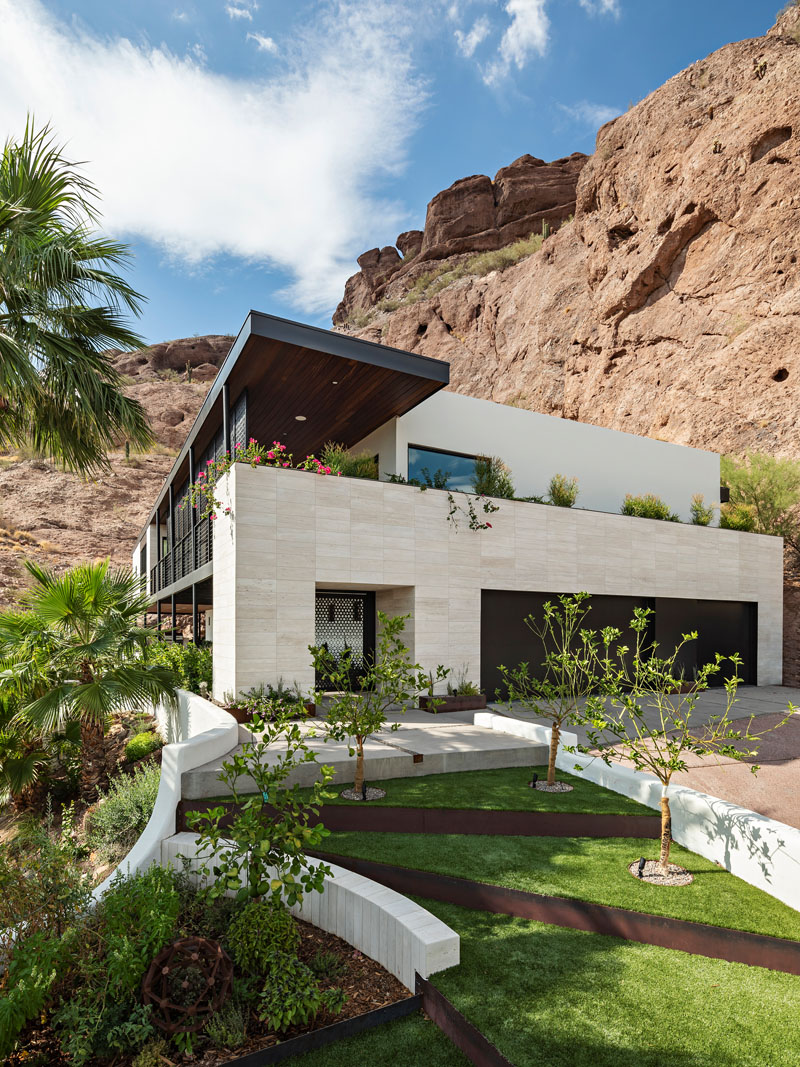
top-left (0, 559), bottom-right (178, 800)
top-left (0, 119), bottom-right (153, 473)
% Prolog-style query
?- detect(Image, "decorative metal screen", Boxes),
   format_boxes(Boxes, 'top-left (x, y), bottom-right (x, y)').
top-left (231, 390), bottom-right (247, 450)
top-left (314, 592), bottom-right (374, 687)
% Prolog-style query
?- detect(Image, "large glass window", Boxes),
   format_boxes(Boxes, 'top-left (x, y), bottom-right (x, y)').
top-left (408, 445), bottom-right (478, 491)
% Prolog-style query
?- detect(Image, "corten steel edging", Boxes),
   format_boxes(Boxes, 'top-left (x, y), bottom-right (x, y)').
top-left (311, 852), bottom-right (800, 977)
top-left (176, 799), bottom-right (662, 839)
top-left (415, 974), bottom-right (515, 1067)
top-left (221, 994), bottom-right (421, 1066)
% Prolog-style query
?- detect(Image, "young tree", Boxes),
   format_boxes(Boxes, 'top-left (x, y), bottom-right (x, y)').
top-left (0, 120), bottom-right (152, 473)
top-left (580, 607), bottom-right (794, 872)
top-left (310, 613), bottom-right (446, 794)
top-left (0, 559), bottom-right (178, 799)
top-left (721, 452), bottom-right (800, 552)
top-left (499, 592), bottom-right (615, 787)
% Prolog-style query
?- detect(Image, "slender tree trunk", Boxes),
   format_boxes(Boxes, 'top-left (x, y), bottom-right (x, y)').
top-left (353, 743), bottom-right (365, 793)
top-left (80, 718), bottom-right (108, 801)
top-left (659, 790), bottom-right (672, 871)
top-left (547, 723), bottom-right (561, 786)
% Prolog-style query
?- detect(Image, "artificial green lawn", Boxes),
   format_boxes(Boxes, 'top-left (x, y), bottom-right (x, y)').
top-left (211, 765), bottom-right (653, 815)
top-left (323, 831), bottom-right (800, 941)
top-left (291, 1013), bottom-right (468, 1066)
top-left (419, 897), bottom-right (800, 1067)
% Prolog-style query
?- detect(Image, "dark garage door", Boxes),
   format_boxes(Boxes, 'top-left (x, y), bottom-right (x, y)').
top-left (480, 591), bottom-right (757, 698)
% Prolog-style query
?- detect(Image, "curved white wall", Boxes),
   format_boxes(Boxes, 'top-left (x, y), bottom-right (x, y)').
top-left (93, 689), bottom-right (238, 900)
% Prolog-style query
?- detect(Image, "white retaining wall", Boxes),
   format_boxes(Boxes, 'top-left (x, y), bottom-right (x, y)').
top-left (477, 712), bottom-right (800, 914)
top-left (162, 832), bottom-right (460, 991)
top-left (93, 689), bottom-right (238, 900)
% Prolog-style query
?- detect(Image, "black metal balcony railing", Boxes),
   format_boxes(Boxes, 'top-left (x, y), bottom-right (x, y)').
top-left (150, 515), bottom-right (213, 594)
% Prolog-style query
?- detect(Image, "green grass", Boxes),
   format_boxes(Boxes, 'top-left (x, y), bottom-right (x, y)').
top-left (418, 897), bottom-right (800, 1067)
top-left (290, 1013), bottom-right (468, 1065)
top-left (323, 831), bottom-right (800, 941)
top-left (206, 766), bottom-right (652, 815)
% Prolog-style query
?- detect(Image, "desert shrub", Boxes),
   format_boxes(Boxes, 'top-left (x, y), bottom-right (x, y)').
top-left (124, 729), bottom-right (162, 763)
top-left (466, 232), bottom-right (544, 276)
top-left (548, 473), bottom-right (579, 508)
top-left (620, 493), bottom-right (680, 522)
top-left (88, 762), bottom-right (161, 862)
top-left (720, 502), bottom-right (757, 531)
top-left (472, 455), bottom-right (515, 498)
top-left (227, 898), bottom-right (300, 973)
top-left (257, 951), bottom-right (346, 1032)
top-left (205, 1001), bottom-right (248, 1050)
top-left (320, 442), bottom-right (378, 480)
top-left (721, 451), bottom-right (800, 549)
top-left (145, 640), bottom-right (212, 694)
top-left (690, 493), bottom-right (714, 526)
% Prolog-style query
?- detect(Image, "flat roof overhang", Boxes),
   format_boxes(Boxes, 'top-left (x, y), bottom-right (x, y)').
top-left (140, 311), bottom-right (450, 535)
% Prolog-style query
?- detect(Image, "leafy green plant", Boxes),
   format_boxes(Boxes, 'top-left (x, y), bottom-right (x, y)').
top-left (446, 663), bottom-right (481, 697)
top-left (124, 729), bottom-right (162, 763)
top-left (472, 456), bottom-right (515, 499)
top-left (690, 492), bottom-right (714, 526)
top-left (320, 442), bottom-right (378, 480)
top-left (144, 640), bottom-right (213, 694)
top-left (620, 493), bottom-right (679, 522)
top-left (132, 1038), bottom-right (170, 1067)
top-left (257, 950), bottom-right (346, 1032)
top-left (187, 708), bottom-right (334, 905)
top-left (500, 593), bottom-right (614, 787)
top-left (446, 491), bottom-right (499, 531)
top-left (580, 608), bottom-right (794, 871)
top-left (721, 452), bottom-right (800, 550)
top-left (719, 501), bottom-right (757, 531)
top-left (227, 897), bottom-right (300, 972)
top-left (88, 762), bottom-right (161, 863)
top-left (309, 948), bottom-right (347, 979)
top-left (205, 1001), bottom-right (248, 1050)
top-left (311, 613), bottom-right (447, 792)
top-left (548, 473), bottom-right (579, 508)
top-left (0, 930), bottom-right (71, 1059)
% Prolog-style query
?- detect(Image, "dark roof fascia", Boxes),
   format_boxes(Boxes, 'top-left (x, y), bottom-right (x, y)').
top-left (137, 310), bottom-right (450, 539)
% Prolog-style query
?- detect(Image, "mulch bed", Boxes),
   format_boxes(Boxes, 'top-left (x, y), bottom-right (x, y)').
top-left (8, 919), bottom-right (408, 1067)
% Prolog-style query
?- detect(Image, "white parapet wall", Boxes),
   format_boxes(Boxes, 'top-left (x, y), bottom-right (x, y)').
top-left (162, 832), bottom-right (460, 991)
top-left (478, 712), bottom-right (800, 914)
top-left (93, 689), bottom-right (238, 900)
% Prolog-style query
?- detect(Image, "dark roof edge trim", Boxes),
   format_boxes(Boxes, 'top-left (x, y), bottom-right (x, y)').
top-left (136, 311), bottom-right (450, 540)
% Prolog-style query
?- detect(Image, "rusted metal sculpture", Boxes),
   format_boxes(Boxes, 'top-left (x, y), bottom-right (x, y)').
top-left (142, 937), bottom-right (233, 1034)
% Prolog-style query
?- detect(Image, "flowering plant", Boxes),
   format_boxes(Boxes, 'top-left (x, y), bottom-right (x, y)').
top-left (185, 438), bottom-right (336, 521)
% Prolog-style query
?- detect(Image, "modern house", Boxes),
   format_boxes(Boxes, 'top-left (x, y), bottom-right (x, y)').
top-left (133, 311), bottom-right (783, 701)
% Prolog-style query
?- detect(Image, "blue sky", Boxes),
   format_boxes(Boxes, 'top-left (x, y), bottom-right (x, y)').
top-left (0, 0), bottom-right (782, 343)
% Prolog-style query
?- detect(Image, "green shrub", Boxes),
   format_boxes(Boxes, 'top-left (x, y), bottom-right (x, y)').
top-left (465, 232), bottom-right (544, 276)
top-left (721, 451), bottom-right (800, 548)
top-left (257, 950), bottom-right (345, 1032)
top-left (690, 493), bottom-right (714, 526)
top-left (309, 948), bottom-right (347, 979)
top-left (227, 898), bottom-right (300, 973)
top-left (548, 473), bottom-right (578, 508)
top-left (0, 931), bottom-right (71, 1059)
top-left (620, 493), bottom-right (680, 522)
top-left (88, 762), bottom-right (161, 862)
top-left (320, 442), bottom-right (378, 480)
top-left (720, 502), bottom-right (757, 531)
top-left (205, 1001), bottom-right (248, 1050)
top-left (173, 858), bottom-right (236, 940)
top-left (472, 456), bottom-right (515, 499)
top-left (145, 640), bottom-right (212, 694)
top-left (124, 729), bottom-right (162, 763)
top-left (132, 1039), bottom-right (170, 1067)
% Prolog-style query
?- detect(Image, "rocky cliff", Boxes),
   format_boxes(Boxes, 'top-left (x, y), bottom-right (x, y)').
top-left (344, 10), bottom-right (800, 462)
top-left (0, 336), bottom-right (231, 607)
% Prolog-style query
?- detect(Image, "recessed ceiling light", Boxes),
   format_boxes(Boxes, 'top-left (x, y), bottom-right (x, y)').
top-left (295, 415), bottom-right (307, 422)
top-left (332, 380), bottom-right (338, 385)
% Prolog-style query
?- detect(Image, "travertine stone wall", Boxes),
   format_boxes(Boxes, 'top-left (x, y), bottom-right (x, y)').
top-left (212, 464), bottom-right (783, 701)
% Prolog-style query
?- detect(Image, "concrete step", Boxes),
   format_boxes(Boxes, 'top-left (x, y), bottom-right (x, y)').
top-left (181, 723), bottom-right (549, 800)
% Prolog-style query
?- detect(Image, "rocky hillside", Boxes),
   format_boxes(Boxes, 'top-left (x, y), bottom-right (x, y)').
top-left (0, 336), bottom-right (231, 608)
top-left (343, 9), bottom-right (800, 462)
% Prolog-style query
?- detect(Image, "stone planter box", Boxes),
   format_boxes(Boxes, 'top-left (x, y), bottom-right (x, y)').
top-left (227, 701), bottom-right (315, 724)
top-left (419, 694), bottom-right (487, 713)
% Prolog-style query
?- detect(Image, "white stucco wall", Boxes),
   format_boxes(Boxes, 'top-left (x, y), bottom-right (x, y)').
top-left (132, 525), bottom-right (159, 595)
top-left (354, 391), bottom-right (720, 523)
top-left (211, 464), bottom-right (782, 702)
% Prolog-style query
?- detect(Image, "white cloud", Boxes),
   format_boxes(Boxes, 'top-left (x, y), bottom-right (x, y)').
top-left (483, 0), bottom-right (549, 85)
top-left (559, 100), bottom-right (620, 127)
top-left (225, 2), bottom-right (257, 21)
top-left (578, 0), bottom-right (620, 15)
top-left (247, 31), bottom-right (278, 53)
top-left (172, 9), bottom-right (191, 22)
top-left (454, 15), bottom-right (490, 58)
top-left (0, 0), bottom-right (427, 313)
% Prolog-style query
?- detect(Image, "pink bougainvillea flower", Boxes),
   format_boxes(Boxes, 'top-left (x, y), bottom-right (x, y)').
top-left (234, 442), bottom-right (242, 449)
top-left (250, 437), bottom-right (256, 443)
top-left (255, 456), bottom-right (262, 463)
top-left (485, 522), bottom-right (492, 528)
top-left (283, 461), bottom-right (291, 467)
top-left (224, 507), bottom-right (231, 514)
top-left (210, 514), bottom-right (217, 520)
top-left (206, 459), bottom-right (213, 465)
top-left (267, 451), bottom-right (275, 459)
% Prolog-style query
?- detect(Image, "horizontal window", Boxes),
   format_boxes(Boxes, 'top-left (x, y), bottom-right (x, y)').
top-left (408, 445), bottom-right (478, 491)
